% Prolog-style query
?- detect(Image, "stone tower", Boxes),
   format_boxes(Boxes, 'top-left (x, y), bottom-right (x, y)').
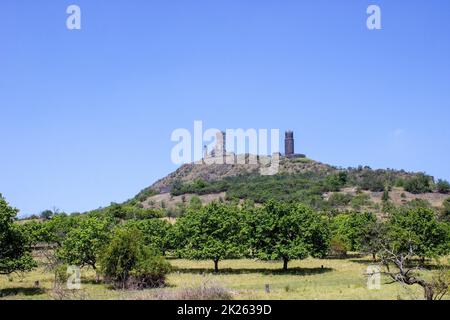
top-left (285, 130), bottom-right (294, 157)
top-left (215, 131), bottom-right (226, 155)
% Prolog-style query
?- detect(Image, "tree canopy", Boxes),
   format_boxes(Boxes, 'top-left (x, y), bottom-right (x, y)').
top-left (246, 200), bottom-right (330, 270)
top-left (58, 216), bottom-right (113, 269)
top-left (387, 207), bottom-right (450, 259)
top-left (0, 194), bottom-right (36, 275)
top-left (173, 202), bottom-right (244, 272)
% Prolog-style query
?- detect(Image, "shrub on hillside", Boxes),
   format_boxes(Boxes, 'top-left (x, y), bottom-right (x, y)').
top-left (404, 174), bottom-right (432, 194)
top-left (436, 179), bottom-right (450, 194)
top-left (441, 198), bottom-right (450, 221)
top-left (351, 193), bottom-right (372, 210)
top-left (324, 172), bottom-right (347, 192)
top-left (405, 198), bottom-right (431, 209)
top-left (328, 193), bottom-right (353, 207)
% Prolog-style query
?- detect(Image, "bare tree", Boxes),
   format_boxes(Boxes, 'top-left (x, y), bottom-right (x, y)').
top-left (379, 244), bottom-right (449, 300)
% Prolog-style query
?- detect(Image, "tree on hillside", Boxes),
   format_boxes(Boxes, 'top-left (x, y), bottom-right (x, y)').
top-left (436, 179), bottom-right (450, 194)
top-left (324, 172), bottom-right (347, 192)
top-left (404, 174), bottom-right (432, 194)
top-left (58, 216), bottom-right (113, 270)
top-left (0, 194), bottom-right (36, 275)
top-left (387, 207), bottom-right (450, 263)
top-left (173, 202), bottom-right (244, 272)
top-left (40, 209), bottom-right (54, 220)
top-left (245, 201), bottom-right (330, 270)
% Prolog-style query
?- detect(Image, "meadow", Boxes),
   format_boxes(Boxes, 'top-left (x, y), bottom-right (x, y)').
top-left (0, 256), bottom-right (433, 300)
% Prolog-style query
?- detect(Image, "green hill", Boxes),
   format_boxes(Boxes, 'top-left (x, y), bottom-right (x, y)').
top-left (122, 156), bottom-right (449, 217)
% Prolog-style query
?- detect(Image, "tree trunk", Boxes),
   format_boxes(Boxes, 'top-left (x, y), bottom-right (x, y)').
top-left (423, 284), bottom-right (434, 301)
top-left (214, 259), bottom-right (219, 273)
top-left (283, 258), bottom-right (289, 271)
top-left (372, 253), bottom-right (376, 261)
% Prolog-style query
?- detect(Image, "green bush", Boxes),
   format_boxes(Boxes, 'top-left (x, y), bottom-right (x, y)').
top-left (128, 252), bottom-right (172, 289)
top-left (351, 193), bottom-right (372, 210)
top-left (329, 235), bottom-right (349, 258)
top-left (100, 227), bottom-right (171, 290)
top-left (436, 179), bottom-right (450, 194)
top-left (382, 190), bottom-right (390, 202)
top-left (328, 193), bottom-right (353, 207)
top-left (405, 198), bottom-right (431, 209)
top-left (0, 195), bottom-right (36, 275)
top-left (404, 174), bottom-right (432, 194)
top-left (441, 198), bottom-right (450, 221)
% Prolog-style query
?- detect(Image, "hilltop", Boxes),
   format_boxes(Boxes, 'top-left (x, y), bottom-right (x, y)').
top-left (126, 156), bottom-right (449, 216)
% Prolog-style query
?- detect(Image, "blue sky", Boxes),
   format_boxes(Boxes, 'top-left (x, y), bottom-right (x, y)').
top-left (1, 0), bottom-right (449, 217)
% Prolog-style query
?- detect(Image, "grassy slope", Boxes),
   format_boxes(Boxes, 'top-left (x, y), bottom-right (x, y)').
top-left (0, 257), bottom-right (437, 300)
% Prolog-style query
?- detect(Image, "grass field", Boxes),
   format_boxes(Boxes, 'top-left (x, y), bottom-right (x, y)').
top-left (0, 256), bottom-right (441, 300)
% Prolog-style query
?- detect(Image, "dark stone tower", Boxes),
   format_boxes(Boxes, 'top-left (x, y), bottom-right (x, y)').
top-left (285, 130), bottom-right (294, 157)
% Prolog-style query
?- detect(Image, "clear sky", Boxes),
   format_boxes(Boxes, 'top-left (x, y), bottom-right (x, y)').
top-left (1, 0), bottom-right (449, 217)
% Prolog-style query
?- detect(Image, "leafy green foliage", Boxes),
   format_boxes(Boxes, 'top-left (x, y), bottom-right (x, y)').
top-left (387, 207), bottom-right (450, 259)
top-left (245, 201), bottom-right (330, 270)
top-left (123, 219), bottom-right (173, 255)
top-left (382, 189), bottom-right (390, 202)
top-left (100, 226), bottom-right (171, 289)
top-left (436, 179), bottom-right (450, 194)
top-left (331, 212), bottom-right (378, 252)
top-left (126, 187), bottom-right (159, 205)
top-left (189, 196), bottom-right (203, 211)
top-left (0, 194), bottom-right (36, 275)
top-left (324, 172), bottom-right (348, 192)
top-left (442, 198), bottom-right (450, 221)
top-left (329, 235), bottom-right (349, 258)
top-left (404, 174), bottom-right (433, 194)
top-left (105, 203), bottom-right (163, 220)
top-left (327, 193), bottom-right (353, 207)
top-left (173, 202), bottom-right (244, 272)
top-left (358, 219), bottom-right (386, 260)
top-left (347, 168), bottom-right (387, 192)
top-left (405, 198), bottom-right (432, 209)
top-left (350, 193), bottom-right (372, 210)
top-left (39, 209), bottom-right (54, 220)
top-left (171, 173), bottom-right (334, 209)
top-left (36, 214), bottom-right (79, 247)
top-left (58, 216), bottom-right (113, 269)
